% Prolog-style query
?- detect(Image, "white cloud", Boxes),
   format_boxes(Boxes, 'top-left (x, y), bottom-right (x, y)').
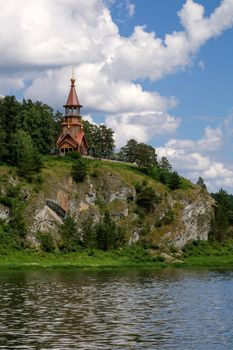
top-left (157, 124), bottom-right (233, 192)
top-left (126, 0), bottom-right (135, 17)
top-left (103, 0), bottom-right (233, 81)
top-left (165, 126), bottom-right (222, 152)
top-left (25, 64), bottom-right (178, 114)
top-left (0, 0), bottom-right (117, 70)
top-left (0, 75), bottom-right (25, 93)
top-left (106, 111), bottom-right (180, 148)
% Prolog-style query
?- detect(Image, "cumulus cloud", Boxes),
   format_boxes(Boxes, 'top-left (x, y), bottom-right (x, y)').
top-left (25, 64), bottom-right (177, 114)
top-left (1, 0), bottom-right (233, 192)
top-left (104, 0), bottom-right (233, 81)
top-left (0, 0), bottom-right (117, 70)
top-left (106, 111), bottom-right (180, 148)
top-left (165, 126), bottom-right (223, 152)
top-left (157, 124), bottom-right (233, 192)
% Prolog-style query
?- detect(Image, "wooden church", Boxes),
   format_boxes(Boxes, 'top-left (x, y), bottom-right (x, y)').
top-left (56, 76), bottom-right (88, 155)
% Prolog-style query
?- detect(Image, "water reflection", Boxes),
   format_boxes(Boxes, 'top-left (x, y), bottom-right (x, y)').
top-left (0, 269), bottom-right (233, 349)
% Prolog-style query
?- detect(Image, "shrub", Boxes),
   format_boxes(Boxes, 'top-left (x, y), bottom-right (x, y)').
top-left (135, 184), bottom-right (160, 212)
top-left (37, 232), bottom-right (54, 252)
top-left (59, 216), bottom-right (81, 251)
top-left (95, 211), bottom-right (124, 251)
top-left (71, 154), bottom-right (88, 182)
top-left (66, 151), bottom-right (82, 160)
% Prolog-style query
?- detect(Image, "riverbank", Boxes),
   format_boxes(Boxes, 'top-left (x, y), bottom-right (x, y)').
top-left (1, 241), bottom-right (233, 270)
top-left (0, 248), bottom-right (166, 270)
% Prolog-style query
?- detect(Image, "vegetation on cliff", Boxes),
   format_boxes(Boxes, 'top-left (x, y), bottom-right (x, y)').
top-left (0, 156), bottom-right (212, 256)
top-left (1, 95), bottom-right (233, 268)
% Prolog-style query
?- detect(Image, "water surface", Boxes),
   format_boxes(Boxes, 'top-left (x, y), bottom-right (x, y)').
top-left (0, 268), bottom-right (232, 349)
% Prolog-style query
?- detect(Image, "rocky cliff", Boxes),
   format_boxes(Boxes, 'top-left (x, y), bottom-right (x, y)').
top-left (0, 158), bottom-right (215, 251)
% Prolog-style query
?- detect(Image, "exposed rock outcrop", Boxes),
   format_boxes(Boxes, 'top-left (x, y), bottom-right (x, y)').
top-left (0, 203), bottom-right (10, 221)
top-left (163, 191), bottom-right (215, 249)
top-left (0, 161), bottom-right (215, 251)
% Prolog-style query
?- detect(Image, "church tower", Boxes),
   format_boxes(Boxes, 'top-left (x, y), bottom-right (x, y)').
top-left (56, 75), bottom-right (88, 155)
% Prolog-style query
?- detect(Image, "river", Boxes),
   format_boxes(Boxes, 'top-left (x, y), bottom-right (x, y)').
top-left (0, 269), bottom-right (232, 349)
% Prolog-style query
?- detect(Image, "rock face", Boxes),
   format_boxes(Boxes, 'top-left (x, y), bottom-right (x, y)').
top-left (0, 203), bottom-right (10, 221)
top-left (163, 191), bottom-right (215, 249)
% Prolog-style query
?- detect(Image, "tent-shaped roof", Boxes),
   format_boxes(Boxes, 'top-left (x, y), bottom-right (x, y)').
top-left (64, 78), bottom-right (83, 108)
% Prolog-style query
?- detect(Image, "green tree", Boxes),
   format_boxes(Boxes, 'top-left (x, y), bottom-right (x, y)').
top-left (159, 156), bottom-right (172, 171)
top-left (0, 129), bottom-right (8, 160)
top-left (120, 139), bottom-right (138, 163)
top-left (168, 171), bottom-right (181, 190)
top-left (99, 124), bottom-right (115, 159)
top-left (83, 120), bottom-right (115, 158)
top-left (81, 216), bottom-right (97, 249)
top-left (71, 153), bottom-right (88, 182)
top-left (135, 184), bottom-right (160, 212)
top-left (120, 139), bottom-right (158, 169)
top-left (211, 188), bottom-right (233, 241)
top-left (12, 130), bottom-right (43, 178)
top-left (135, 143), bottom-right (158, 169)
top-left (197, 177), bottom-right (207, 190)
top-left (0, 96), bottom-right (22, 162)
top-left (96, 211), bottom-right (123, 250)
top-left (20, 99), bottom-right (58, 154)
top-left (59, 216), bottom-right (80, 251)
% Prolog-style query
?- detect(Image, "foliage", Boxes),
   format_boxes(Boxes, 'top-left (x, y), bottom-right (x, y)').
top-left (119, 139), bottom-right (158, 168)
top-left (81, 216), bottom-right (97, 249)
top-left (211, 189), bottom-right (233, 242)
top-left (159, 156), bottom-right (172, 171)
top-left (71, 153), bottom-right (88, 182)
top-left (117, 139), bottom-right (138, 163)
top-left (135, 182), bottom-right (160, 212)
top-left (168, 171), bottom-right (181, 190)
top-left (0, 96), bottom-right (59, 165)
top-left (180, 239), bottom-right (233, 268)
top-left (37, 232), bottom-right (54, 252)
top-left (0, 184), bottom-right (27, 248)
top-left (11, 130), bottom-right (43, 179)
top-left (59, 216), bottom-right (81, 251)
top-left (155, 208), bottom-right (175, 227)
top-left (83, 120), bottom-right (115, 158)
top-left (95, 211), bottom-right (124, 251)
top-left (148, 167), bottom-right (181, 190)
top-left (197, 176), bottom-right (207, 190)
top-left (20, 99), bottom-right (58, 154)
top-left (118, 139), bottom-right (181, 190)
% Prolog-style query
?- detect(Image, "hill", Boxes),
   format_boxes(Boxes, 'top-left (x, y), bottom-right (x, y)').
top-left (0, 156), bottom-right (214, 254)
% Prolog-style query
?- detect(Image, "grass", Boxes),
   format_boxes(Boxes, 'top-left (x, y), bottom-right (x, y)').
top-left (0, 248), bottom-right (167, 270)
top-left (1, 241), bottom-right (233, 270)
top-left (176, 240), bottom-right (233, 268)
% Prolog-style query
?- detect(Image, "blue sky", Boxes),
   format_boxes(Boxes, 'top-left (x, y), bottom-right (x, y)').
top-left (0, 0), bottom-right (233, 192)
top-left (111, 0), bottom-right (233, 136)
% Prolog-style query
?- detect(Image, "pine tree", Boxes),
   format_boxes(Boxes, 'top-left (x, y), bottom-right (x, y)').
top-left (71, 153), bottom-right (88, 182)
top-left (12, 130), bottom-right (42, 178)
top-left (197, 177), bottom-right (207, 190)
top-left (168, 171), bottom-right (181, 190)
top-left (134, 143), bottom-right (158, 168)
top-left (159, 156), bottom-right (172, 171)
top-left (120, 139), bottom-right (138, 163)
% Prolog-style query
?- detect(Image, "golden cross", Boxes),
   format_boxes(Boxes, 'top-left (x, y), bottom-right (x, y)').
top-left (72, 66), bottom-right (75, 80)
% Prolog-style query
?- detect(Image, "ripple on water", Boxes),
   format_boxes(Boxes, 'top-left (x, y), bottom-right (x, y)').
top-left (0, 269), bottom-right (233, 349)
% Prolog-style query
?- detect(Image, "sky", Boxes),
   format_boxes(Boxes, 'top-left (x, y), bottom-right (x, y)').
top-left (0, 0), bottom-right (233, 193)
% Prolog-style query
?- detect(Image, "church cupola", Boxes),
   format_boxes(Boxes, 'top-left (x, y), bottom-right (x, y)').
top-left (63, 77), bottom-right (83, 116)
top-left (56, 72), bottom-right (88, 156)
